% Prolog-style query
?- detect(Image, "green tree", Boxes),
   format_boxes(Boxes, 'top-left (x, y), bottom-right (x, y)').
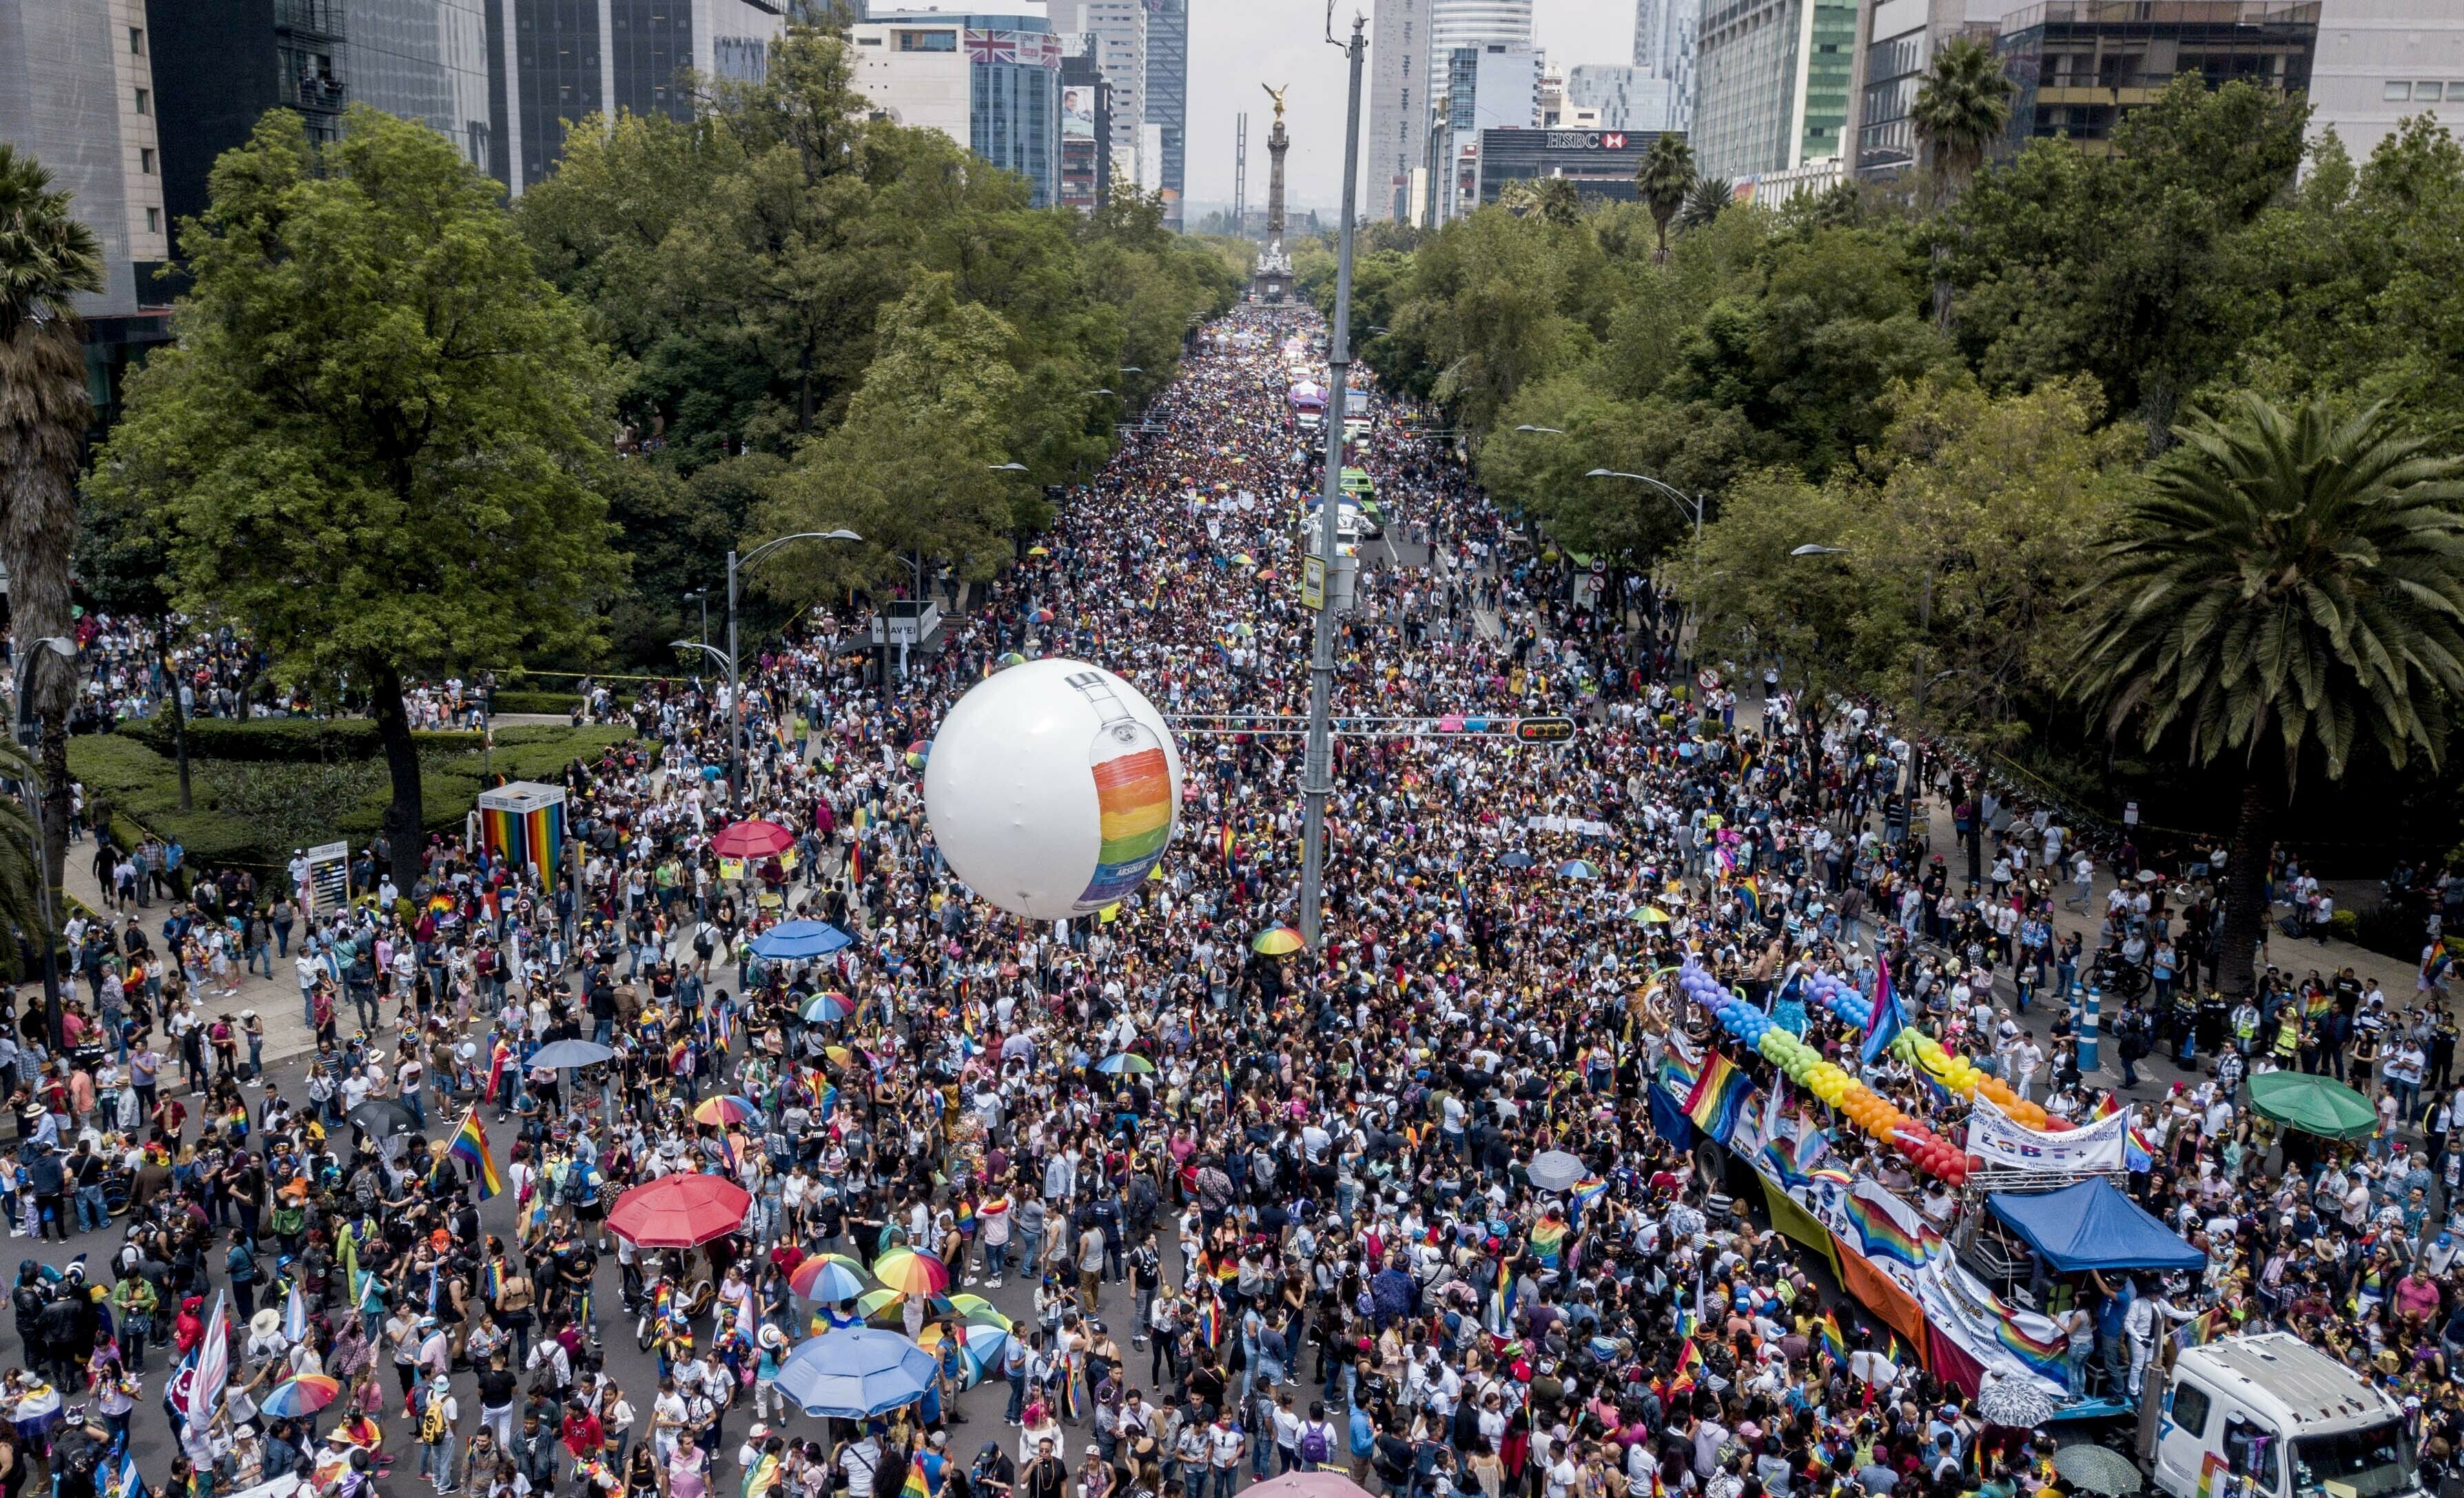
top-left (754, 274), bottom-right (1024, 602)
top-left (2068, 393), bottom-right (2464, 996)
top-left (1911, 37), bottom-right (2013, 203)
top-left (0, 143), bottom-right (101, 947)
top-left (1910, 35), bottom-right (2013, 327)
top-left (89, 106), bottom-right (623, 891)
top-left (1952, 77), bottom-right (2306, 447)
top-left (1677, 176), bottom-right (1735, 232)
top-left (1636, 134), bottom-right (1696, 263)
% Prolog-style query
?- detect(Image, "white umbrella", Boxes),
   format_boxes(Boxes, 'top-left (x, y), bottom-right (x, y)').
top-left (1527, 1150), bottom-right (1587, 1193)
top-left (1976, 1375), bottom-right (2060, 1428)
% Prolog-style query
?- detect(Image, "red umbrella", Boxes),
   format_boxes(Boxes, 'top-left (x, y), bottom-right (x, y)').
top-left (607, 1173), bottom-right (752, 1248)
top-left (710, 820), bottom-right (794, 859)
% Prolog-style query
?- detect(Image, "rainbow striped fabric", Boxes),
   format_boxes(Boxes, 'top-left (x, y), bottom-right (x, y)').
top-left (1078, 746), bottom-right (1174, 907)
top-left (1842, 1190), bottom-right (1933, 1269)
top-left (450, 1109), bottom-right (504, 1199)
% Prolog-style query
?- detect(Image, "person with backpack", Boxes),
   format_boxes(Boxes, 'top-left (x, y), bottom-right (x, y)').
top-left (1297, 1401), bottom-right (1338, 1474)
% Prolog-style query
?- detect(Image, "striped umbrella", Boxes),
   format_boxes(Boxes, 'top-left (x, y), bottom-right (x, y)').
top-left (1251, 927), bottom-right (1304, 956)
top-left (260, 1373), bottom-right (342, 1418)
top-left (802, 992), bottom-right (856, 1024)
top-left (872, 1247), bottom-right (952, 1297)
top-left (692, 1095), bottom-right (759, 1127)
top-left (790, 1254), bottom-right (870, 1303)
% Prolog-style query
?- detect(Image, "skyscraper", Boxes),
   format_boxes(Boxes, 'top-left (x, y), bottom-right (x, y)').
top-left (1049, 0), bottom-right (1144, 189)
top-left (850, 8), bottom-right (1062, 206)
top-left (1367, 0), bottom-right (1427, 220)
top-left (492, 0), bottom-right (788, 194)
top-left (1142, 0), bottom-right (1184, 227)
top-left (1692, 0), bottom-right (1857, 180)
top-left (1428, 0), bottom-right (1532, 59)
top-left (1630, 0), bottom-right (1700, 130)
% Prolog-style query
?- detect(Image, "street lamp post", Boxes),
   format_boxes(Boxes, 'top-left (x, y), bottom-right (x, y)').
top-left (1298, 10), bottom-right (1368, 955)
top-left (1585, 468), bottom-right (1706, 653)
top-left (724, 531), bottom-right (861, 809)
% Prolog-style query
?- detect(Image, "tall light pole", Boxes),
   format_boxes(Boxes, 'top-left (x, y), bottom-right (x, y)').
top-left (1297, 10), bottom-right (1366, 954)
top-left (725, 531), bottom-right (861, 809)
top-left (1585, 468), bottom-right (1706, 648)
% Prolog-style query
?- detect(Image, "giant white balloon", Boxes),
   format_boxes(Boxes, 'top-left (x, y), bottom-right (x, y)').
top-left (923, 658), bottom-right (1183, 921)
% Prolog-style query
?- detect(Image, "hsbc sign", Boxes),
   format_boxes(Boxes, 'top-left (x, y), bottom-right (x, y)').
top-left (1544, 131), bottom-right (1629, 150)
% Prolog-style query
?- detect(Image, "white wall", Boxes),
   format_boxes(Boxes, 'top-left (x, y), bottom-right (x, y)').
top-left (2309, 0), bottom-right (2464, 163)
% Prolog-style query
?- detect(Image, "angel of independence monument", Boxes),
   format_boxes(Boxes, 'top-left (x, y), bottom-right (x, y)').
top-left (1251, 83), bottom-right (1294, 302)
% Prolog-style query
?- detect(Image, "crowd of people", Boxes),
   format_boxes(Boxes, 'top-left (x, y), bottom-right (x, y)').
top-left (3, 306), bottom-right (2462, 1498)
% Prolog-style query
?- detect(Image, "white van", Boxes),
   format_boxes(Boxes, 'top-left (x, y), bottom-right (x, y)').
top-left (2154, 1333), bottom-right (2422, 1498)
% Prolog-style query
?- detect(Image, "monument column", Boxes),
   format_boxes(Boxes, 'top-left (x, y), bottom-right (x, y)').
top-left (1251, 83), bottom-right (1294, 302)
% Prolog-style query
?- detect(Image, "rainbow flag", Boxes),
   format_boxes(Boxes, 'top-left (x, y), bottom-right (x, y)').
top-left (1817, 1309), bottom-right (1847, 1366)
top-left (1668, 1338), bottom-right (1702, 1397)
top-left (1570, 1178), bottom-right (1610, 1220)
top-left (848, 841), bottom-right (865, 886)
top-left (1842, 1190), bottom-right (1931, 1269)
top-left (2126, 1125), bottom-right (2155, 1173)
top-left (486, 1038), bottom-right (511, 1100)
top-left (1683, 1053), bottom-right (1753, 1141)
top-left (1218, 825), bottom-right (1236, 862)
top-left (745, 1452), bottom-right (785, 1498)
top-left (901, 1457), bottom-right (930, 1498)
top-left (954, 1200), bottom-right (976, 1237)
top-left (427, 892), bottom-right (457, 916)
top-left (450, 1109), bottom-right (504, 1199)
top-left (2305, 987), bottom-right (2334, 1019)
top-left (1529, 1218), bottom-right (1568, 1269)
top-left (1196, 1293), bottom-right (1224, 1348)
top-left (1492, 1266), bottom-right (1518, 1328)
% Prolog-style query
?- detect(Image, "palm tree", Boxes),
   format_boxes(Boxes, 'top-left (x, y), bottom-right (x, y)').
top-left (1676, 175), bottom-right (1734, 232)
top-left (1636, 134), bottom-right (1695, 263)
top-left (0, 735), bottom-right (45, 954)
top-left (1911, 37), bottom-right (2013, 327)
top-left (2068, 394), bottom-right (2464, 999)
top-left (1532, 176), bottom-right (1582, 227)
top-left (1911, 37), bottom-right (2013, 202)
top-left (0, 142), bottom-right (99, 1032)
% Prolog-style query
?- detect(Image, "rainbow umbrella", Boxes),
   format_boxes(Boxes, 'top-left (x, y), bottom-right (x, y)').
top-left (998, 652), bottom-right (1027, 667)
top-left (1096, 1053), bottom-right (1156, 1076)
top-left (1638, 906), bottom-right (1674, 924)
top-left (872, 1247), bottom-right (952, 1297)
top-left (824, 1045), bottom-right (864, 1068)
top-left (854, 1289), bottom-right (906, 1320)
top-left (945, 1294), bottom-right (1012, 1331)
top-left (1026, 547), bottom-right (1050, 557)
top-left (260, 1374), bottom-right (342, 1418)
top-left (1251, 927), bottom-right (1305, 956)
top-left (693, 1095), bottom-right (759, 1127)
top-left (802, 992), bottom-right (856, 1024)
top-left (1557, 860), bottom-right (1601, 880)
top-left (903, 740), bottom-right (932, 770)
top-left (790, 1254), bottom-right (871, 1303)
top-left (1033, 608), bottom-right (1055, 623)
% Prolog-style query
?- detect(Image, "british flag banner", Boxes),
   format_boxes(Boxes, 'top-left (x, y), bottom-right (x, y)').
top-left (964, 28), bottom-right (1018, 63)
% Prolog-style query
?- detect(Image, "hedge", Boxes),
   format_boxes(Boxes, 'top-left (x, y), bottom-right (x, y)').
top-left (484, 690), bottom-right (583, 716)
top-left (120, 715), bottom-right (485, 763)
top-left (68, 722), bottom-right (635, 875)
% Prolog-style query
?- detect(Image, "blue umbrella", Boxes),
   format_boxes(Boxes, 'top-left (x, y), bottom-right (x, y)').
top-left (774, 1327), bottom-right (941, 1418)
top-left (1497, 852), bottom-right (1536, 870)
top-left (751, 921), bottom-right (854, 961)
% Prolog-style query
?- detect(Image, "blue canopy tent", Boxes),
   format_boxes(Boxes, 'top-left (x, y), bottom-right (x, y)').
top-left (1985, 1179), bottom-right (2206, 1273)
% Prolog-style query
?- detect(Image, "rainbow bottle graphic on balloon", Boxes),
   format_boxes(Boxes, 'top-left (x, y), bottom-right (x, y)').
top-left (1067, 670), bottom-right (1175, 912)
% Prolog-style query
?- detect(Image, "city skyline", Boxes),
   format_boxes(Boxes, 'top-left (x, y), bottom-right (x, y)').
top-left (1184, 0), bottom-right (1632, 212)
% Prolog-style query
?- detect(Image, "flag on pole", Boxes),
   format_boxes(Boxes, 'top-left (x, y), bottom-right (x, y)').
top-left (450, 1108), bottom-right (505, 1199)
top-left (102, 1442), bottom-right (147, 1498)
top-left (187, 1291), bottom-right (229, 1433)
top-left (284, 1279), bottom-right (309, 1343)
top-left (1859, 962), bottom-right (1905, 1065)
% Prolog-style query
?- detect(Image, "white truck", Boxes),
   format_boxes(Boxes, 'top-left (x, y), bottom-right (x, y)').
top-left (2151, 1333), bottom-right (2422, 1498)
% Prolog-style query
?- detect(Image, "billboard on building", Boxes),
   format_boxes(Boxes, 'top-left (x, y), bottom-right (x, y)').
top-left (1062, 85), bottom-right (1096, 139)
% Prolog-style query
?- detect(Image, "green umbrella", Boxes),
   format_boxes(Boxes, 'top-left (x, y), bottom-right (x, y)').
top-left (2246, 1070), bottom-right (2378, 1140)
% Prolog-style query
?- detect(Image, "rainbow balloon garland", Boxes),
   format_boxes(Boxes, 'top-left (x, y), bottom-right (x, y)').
top-left (1673, 959), bottom-right (2068, 1187)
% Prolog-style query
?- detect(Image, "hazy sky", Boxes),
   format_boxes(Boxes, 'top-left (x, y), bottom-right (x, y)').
top-left (1183, 0), bottom-right (1638, 212)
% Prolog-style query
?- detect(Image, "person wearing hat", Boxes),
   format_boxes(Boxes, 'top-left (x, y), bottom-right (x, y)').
top-left (754, 1323), bottom-right (789, 1420)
